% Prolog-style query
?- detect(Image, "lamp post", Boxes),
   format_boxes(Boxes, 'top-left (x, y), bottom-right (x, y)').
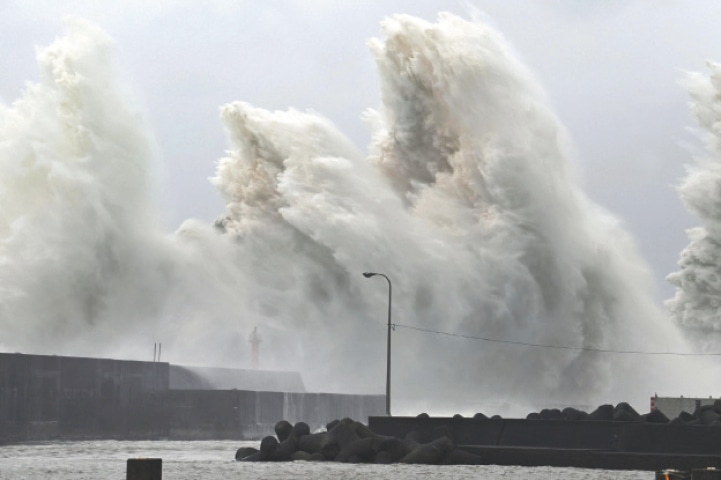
top-left (362, 271), bottom-right (392, 416)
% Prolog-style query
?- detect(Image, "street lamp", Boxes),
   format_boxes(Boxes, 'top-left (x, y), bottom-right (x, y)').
top-left (363, 271), bottom-right (392, 416)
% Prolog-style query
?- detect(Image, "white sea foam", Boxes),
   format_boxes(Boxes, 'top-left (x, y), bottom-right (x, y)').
top-left (0, 13), bottom-right (707, 415)
top-left (668, 62), bottom-right (721, 353)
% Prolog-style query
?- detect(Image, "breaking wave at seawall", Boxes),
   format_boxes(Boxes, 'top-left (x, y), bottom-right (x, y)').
top-left (0, 19), bottom-right (254, 364)
top-left (0, 14), bottom-right (702, 413)
top-left (668, 62), bottom-right (721, 353)
top-left (0, 18), bottom-right (169, 353)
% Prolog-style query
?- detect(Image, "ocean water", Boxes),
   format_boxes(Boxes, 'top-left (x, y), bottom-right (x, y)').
top-left (0, 440), bottom-right (646, 480)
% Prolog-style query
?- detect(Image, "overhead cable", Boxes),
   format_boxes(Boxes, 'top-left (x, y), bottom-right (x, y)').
top-left (392, 323), bottom-right (721, 356)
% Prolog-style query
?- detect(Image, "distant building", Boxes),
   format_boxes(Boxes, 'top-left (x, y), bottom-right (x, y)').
top-left (651, 394), bottom-right (720, 418)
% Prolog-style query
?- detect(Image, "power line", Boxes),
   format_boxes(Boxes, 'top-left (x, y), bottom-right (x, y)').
top-left (392, 323), bottom-right (721, 357)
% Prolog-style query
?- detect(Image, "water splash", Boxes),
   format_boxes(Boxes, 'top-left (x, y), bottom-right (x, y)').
top-left (668, 61), bottom-right (721, 353)
top-left (0, 14), bottom-right (705, 414)
top-left (0, 18), bottom-right (164, 351)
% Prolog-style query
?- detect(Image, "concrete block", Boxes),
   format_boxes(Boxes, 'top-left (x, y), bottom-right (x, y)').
top-left (126, 458), bottom-right (162, 480)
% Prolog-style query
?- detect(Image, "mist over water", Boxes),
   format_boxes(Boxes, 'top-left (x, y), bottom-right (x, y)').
top-left (668, 62), bottom-right (721, 354)
top-left (0, 14), bottom-right (711, 415)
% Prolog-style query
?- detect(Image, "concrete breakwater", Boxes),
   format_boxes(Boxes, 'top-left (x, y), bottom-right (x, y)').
top-left (368, 403), bottom-right (721, 470)
top-left (238, 403), bottom-right (721, 470)
top-left (0, 353), bottom-right (384, 443)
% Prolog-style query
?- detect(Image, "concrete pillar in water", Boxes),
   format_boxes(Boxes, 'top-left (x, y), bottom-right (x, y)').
top-left (127, 458), bottom-right (162, 480)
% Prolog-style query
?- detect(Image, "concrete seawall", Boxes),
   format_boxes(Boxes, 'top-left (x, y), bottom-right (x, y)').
top-left (368, 416), bottom-right (721, 470)
top-left (0, 353), bottom-right (384, 443)
top-left (167, 390), bottom-right (384, 440)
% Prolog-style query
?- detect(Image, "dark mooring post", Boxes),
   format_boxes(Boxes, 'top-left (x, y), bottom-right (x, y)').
top-left (127, 458), bottom-right (162, 480)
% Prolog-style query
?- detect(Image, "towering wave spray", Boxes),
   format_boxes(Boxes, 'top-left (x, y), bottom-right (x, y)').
top-left (668, 62), bottom-right (721, 352)
top-left (0, 14), bottom-right (700, 413)
top-left (0, 18), bottom-right (166, 352)
top-left (0, 19), bottom-right (253, 363)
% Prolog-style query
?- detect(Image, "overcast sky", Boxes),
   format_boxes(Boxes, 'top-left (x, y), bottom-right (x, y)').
top-left (1, 0), bottom-right (719, 302)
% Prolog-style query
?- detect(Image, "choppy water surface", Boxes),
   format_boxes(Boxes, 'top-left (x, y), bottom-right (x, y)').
top-left (0, 440), bottom-right (647, 480)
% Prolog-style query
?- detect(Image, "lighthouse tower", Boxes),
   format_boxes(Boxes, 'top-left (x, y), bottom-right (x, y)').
top-left (249, 326), bottom-right (262, 369)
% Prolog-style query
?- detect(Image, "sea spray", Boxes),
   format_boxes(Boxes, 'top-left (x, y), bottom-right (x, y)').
top-left (0, 19), bottom-right (251, 364)
top-left (668, 61), bottom-right (721, 353)
top-left (209, 13), bottom-right (703, 409)
top-left (0, 13), bottom-right (706, 414)
top-left (0, 18), bottom-right (167, 352)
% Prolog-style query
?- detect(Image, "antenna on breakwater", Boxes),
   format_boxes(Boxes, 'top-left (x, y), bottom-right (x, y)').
top-left (153, 342), bottom-right (162, 362)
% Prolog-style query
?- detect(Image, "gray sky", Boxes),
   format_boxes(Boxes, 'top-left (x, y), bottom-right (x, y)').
top-left (1, 0), bottom-right (717, 302)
